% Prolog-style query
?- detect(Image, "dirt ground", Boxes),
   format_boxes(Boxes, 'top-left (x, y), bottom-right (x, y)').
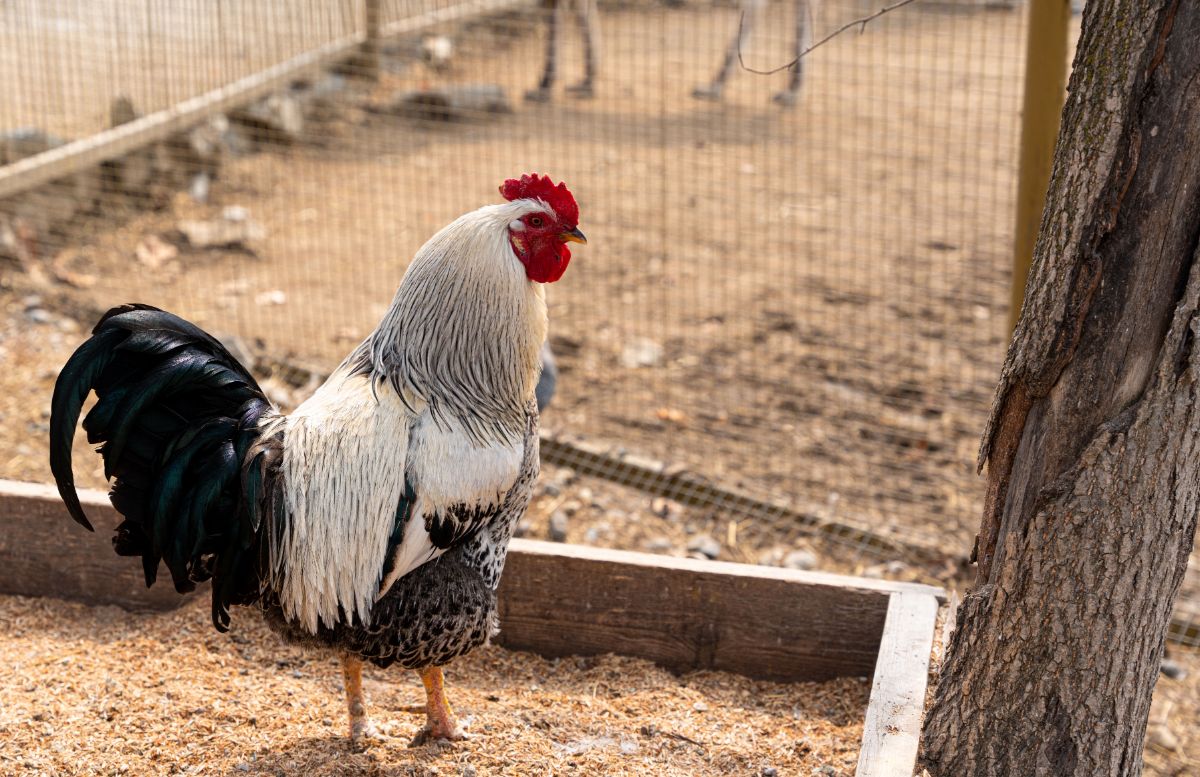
top-left (2, 0), bottom-right (1198, 773)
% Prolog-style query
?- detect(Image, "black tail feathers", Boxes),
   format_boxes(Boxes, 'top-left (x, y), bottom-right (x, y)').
top-left (49, 304), bottom-right (275, 630)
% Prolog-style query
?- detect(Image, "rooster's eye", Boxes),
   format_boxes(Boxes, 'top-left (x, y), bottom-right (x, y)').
top-left (529, 216), bottom-right (544, 227)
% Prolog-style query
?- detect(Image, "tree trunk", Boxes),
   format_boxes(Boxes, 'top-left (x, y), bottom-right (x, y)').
top-left (921, 2), bottom-right (1200, 775)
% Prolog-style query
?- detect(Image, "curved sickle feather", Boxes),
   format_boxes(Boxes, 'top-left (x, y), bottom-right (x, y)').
top-left (48, 327), bottom-right (127, 531)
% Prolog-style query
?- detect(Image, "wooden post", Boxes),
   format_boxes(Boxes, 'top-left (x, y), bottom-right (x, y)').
top-left (359, 0), bottom-right (383, 80)
top-left (1010, 0), bottom-right (1071, 332)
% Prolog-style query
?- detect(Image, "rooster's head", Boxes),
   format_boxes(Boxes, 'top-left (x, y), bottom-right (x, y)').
top-left (500, 173), bottom-right (585, 284)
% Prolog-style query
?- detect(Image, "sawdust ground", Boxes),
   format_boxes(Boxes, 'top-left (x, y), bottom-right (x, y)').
top-left (0, 593), bottom-right (866, 776)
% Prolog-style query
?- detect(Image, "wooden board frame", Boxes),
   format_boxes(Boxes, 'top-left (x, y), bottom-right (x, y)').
top-left (495, 538), bottom-right (941, 681)
top-left (0, 479), bottom-right (942, 776)
top-left (0, 480), bottom-right (186, 610)
top-left (855, 591), bottom-right (940, 777)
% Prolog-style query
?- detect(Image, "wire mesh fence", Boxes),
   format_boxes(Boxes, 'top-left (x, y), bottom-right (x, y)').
top-left (1, 0), bottom-right (1195, 646)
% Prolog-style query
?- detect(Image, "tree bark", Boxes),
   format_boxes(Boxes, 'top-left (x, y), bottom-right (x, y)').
top-left (922, 2), bottom-right (1200, 775)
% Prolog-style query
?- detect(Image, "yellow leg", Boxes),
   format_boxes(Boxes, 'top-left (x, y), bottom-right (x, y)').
top-left (341, 654), bottom-right (383, 743)
top-left (410, 665), bottom-right (467, 746)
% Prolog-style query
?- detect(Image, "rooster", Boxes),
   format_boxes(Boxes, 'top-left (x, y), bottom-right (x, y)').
top-left (48, 173), bottom-right (585, 745)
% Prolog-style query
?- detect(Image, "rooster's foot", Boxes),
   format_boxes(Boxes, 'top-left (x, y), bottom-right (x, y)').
top-left (692, 84), bottom-right (724, 101)
top-left (409, 720), bottom-right (469, 747)
top-left (410, 665), bottom-right (467, 747)
top-left (525, 87), bottom-right (553, 103)
top-left (342, 655), bottom-right (390, 746)
top-left (349, 718), bottom-right (390, 746)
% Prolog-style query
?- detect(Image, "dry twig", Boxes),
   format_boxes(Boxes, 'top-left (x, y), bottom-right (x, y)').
top-left (664, 731), bottom-right (707, 750)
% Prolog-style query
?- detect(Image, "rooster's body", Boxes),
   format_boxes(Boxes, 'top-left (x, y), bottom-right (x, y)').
top-left (49, 174), bottom-right (585, 744)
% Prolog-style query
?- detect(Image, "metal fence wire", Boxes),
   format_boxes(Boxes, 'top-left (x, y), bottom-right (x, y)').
top-left (0, 0), bottom-right (1195, 646)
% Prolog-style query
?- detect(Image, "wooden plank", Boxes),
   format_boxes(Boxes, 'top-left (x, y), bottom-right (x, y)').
top-left (0, 479), bottom-right (188, 610)
top-left (855, 592), bottom-right (940, 777)
top-left (7, 476), bottom-right (1194, 659)
top-left (496, 539), bottom-right (942, 682)
top-left (0, 478), bottom-right (945, 680)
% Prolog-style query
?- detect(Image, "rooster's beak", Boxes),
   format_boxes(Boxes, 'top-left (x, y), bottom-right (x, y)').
top-left (561, 227), bottom-right (587, 245)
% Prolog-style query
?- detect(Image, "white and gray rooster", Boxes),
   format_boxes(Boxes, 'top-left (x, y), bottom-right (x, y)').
top-left (49, 173), bottom-right (585, 745)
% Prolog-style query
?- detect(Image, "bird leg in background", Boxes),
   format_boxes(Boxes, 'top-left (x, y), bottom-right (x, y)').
top-left (564, 0), bottom-right (599, 98)
top-left (341, 654), bottom-right (383, 742)
top-left (526, 0), bottom-right (566, 102)
top-left (693, 0), bottom-right (767, 101)
top-left (409, 665), bottom-right (467, 746)
top-left (773, 0), bottom-right (813, 107)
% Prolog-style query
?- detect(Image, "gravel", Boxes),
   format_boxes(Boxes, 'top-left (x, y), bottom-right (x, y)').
top-left (548, 511), bottom-right (570, 543)
top-left (686, 535), bottom-right (721, 560)
top-left (783, 550), bottom-right (819, 572)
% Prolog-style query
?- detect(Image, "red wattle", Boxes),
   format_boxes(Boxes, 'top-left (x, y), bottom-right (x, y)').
top-left (523, 244), bottom-right (571, 284)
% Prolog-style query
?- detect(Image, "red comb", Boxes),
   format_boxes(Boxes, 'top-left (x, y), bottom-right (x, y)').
top-left (499, 173), bottom-right (579, 227)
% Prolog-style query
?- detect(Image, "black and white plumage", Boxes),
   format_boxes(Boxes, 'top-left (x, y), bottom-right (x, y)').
top-left (49, 175), bottom-right (585, 744)
top-left (263, 404), bottom-right (538, 670)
